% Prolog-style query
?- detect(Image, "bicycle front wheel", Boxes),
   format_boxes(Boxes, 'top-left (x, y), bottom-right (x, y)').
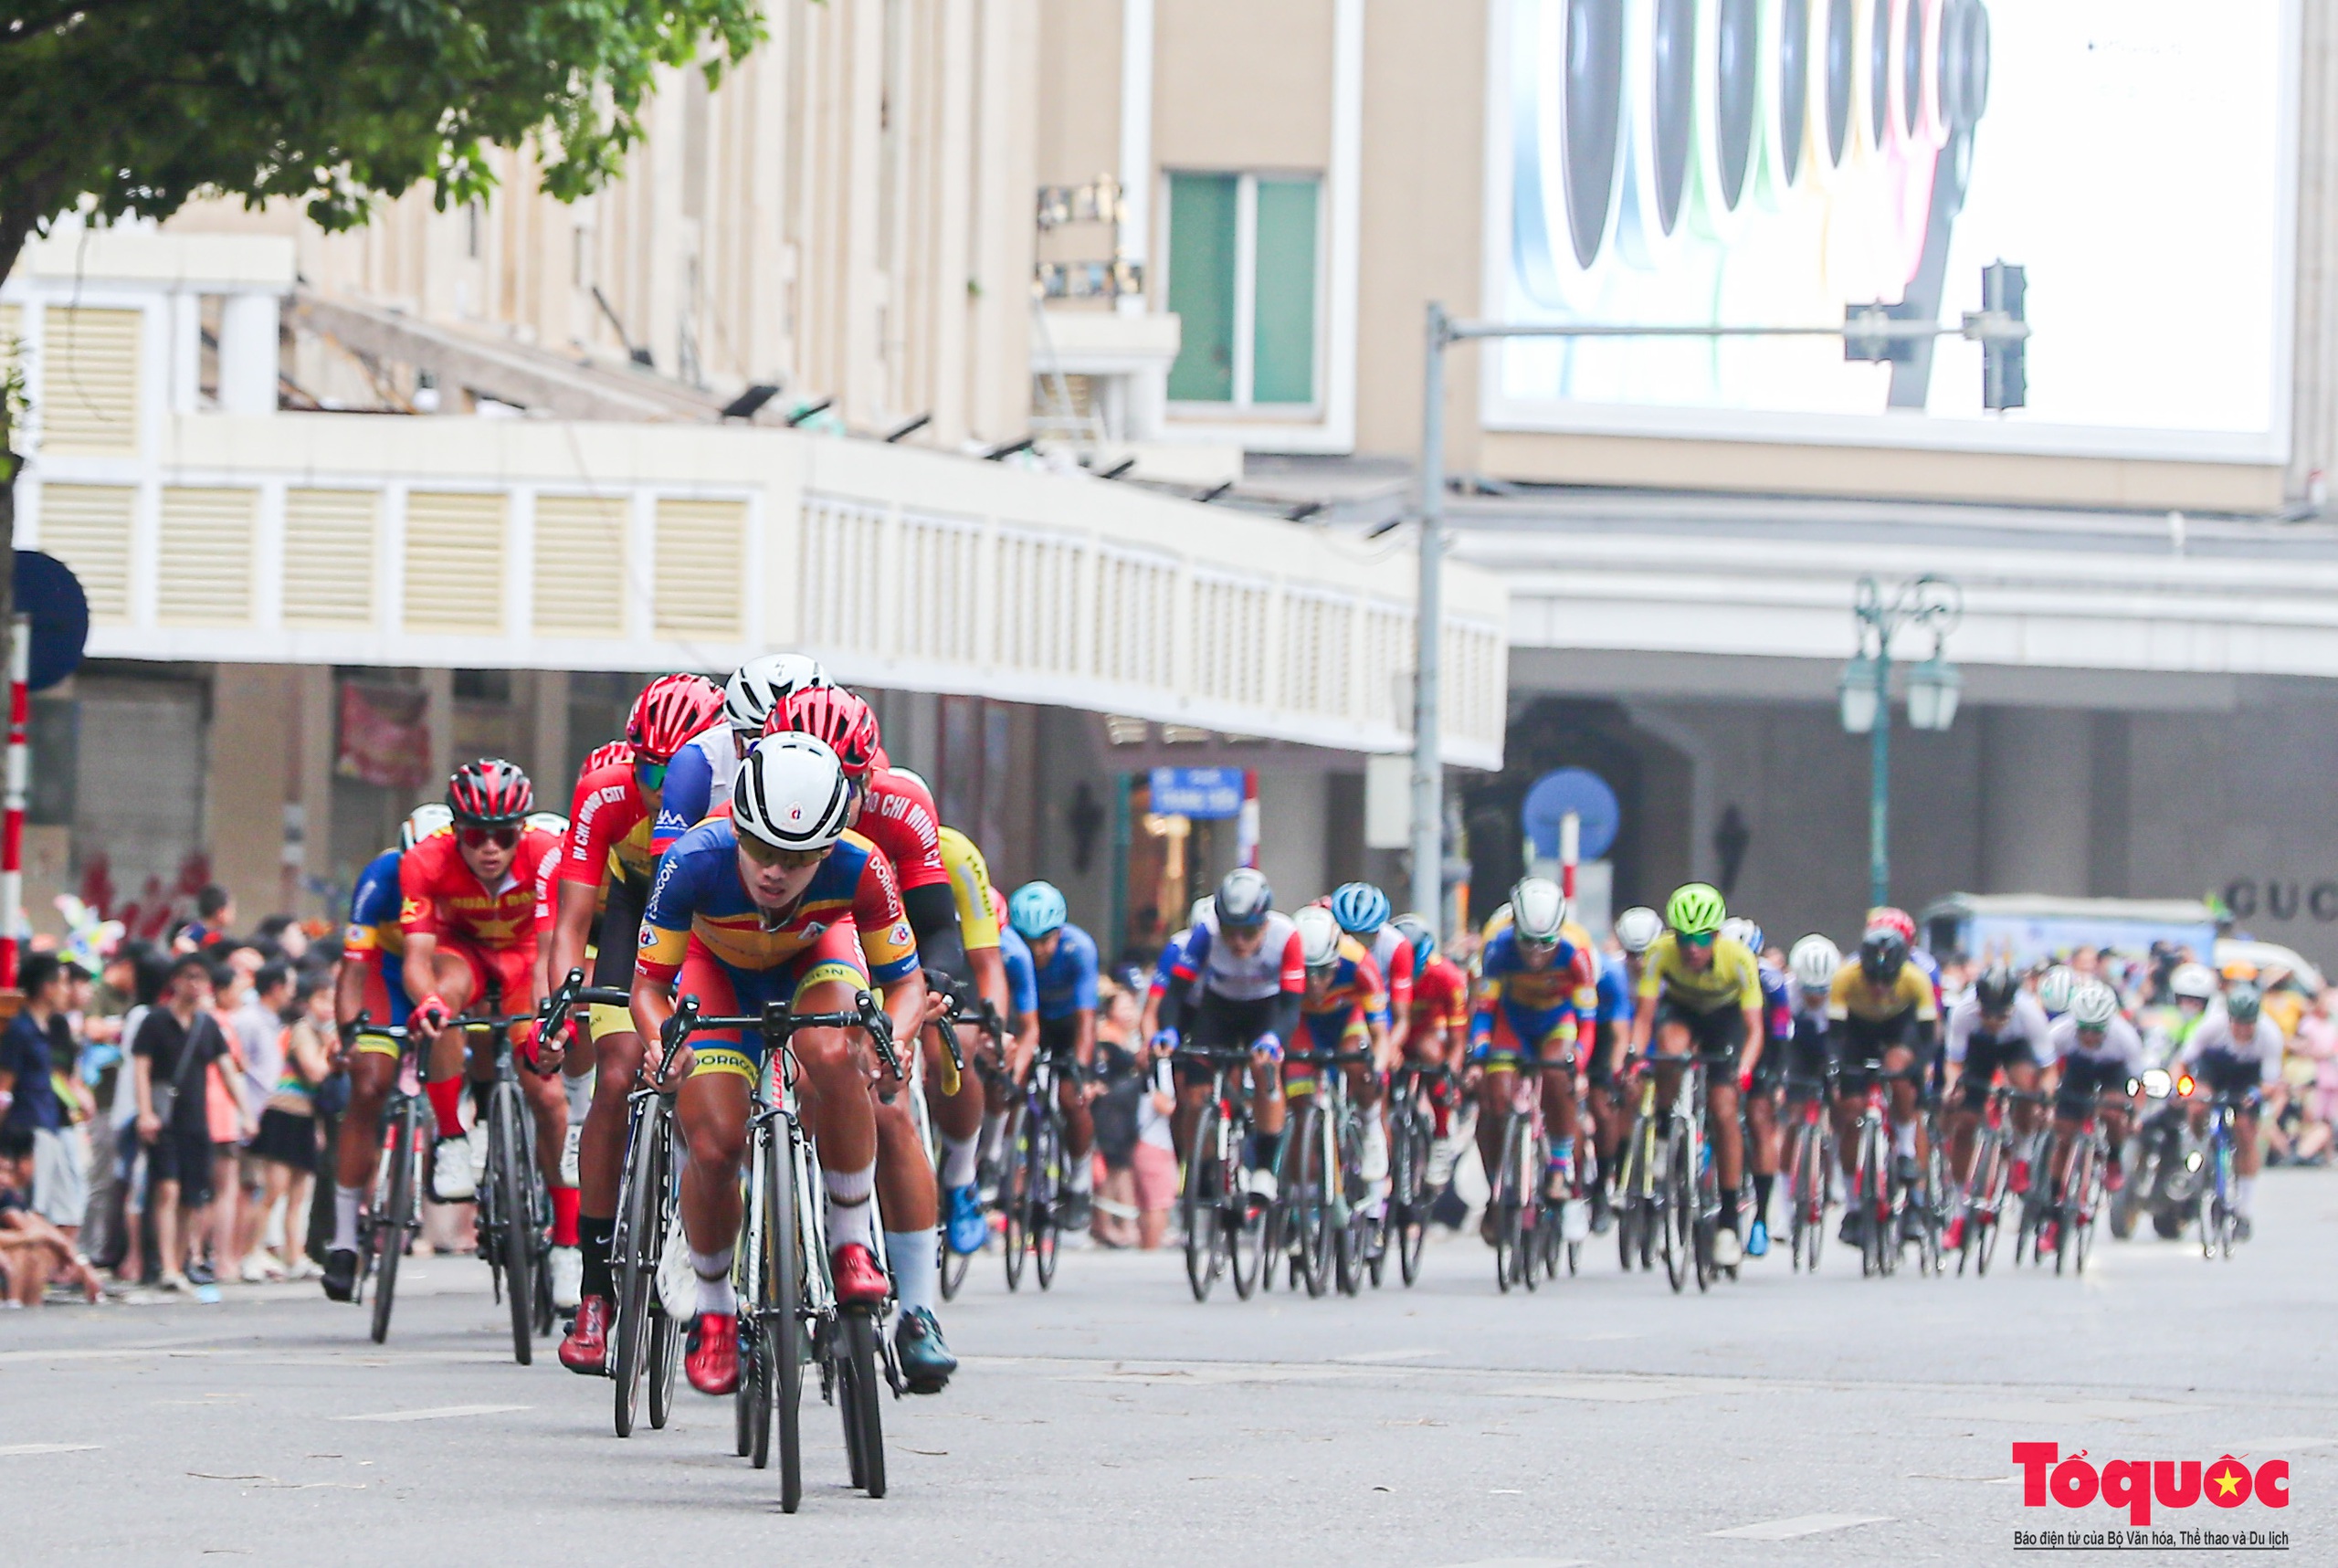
top-left (491, 1086), bottom-right (538, 1365)
top-left (1394, 1114), bottom-right (1428, 1287)
top-left (1001, 1109), bottom-right (1030, 1292)
top-left (1033, 1110), bottom-right (1064, 1291)
top-left (369, 1097), bottom-right (418, 1344)
top-left (612, 1105), bottom-right (661, 1437)
top-left (772, 1129), bottom-right (806, 1512)
top-left (1661, 1130), bottom-right (1691, 1293)
top-left (1184, 1106), bottom-right (1224, 1302)
top-left (838, 1310), bottom-right (887, 1498)
top-left (1227, 1116), bottom-right (1263, 1300)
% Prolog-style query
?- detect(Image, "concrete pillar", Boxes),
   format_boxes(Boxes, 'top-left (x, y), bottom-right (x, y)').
top-left (296, 667), bottom-right (335, 917)
top-left (216, 292), bottom-right (280, 416)
top-left (1980, 709), bottom-right (2094, 897)
top-left (205, 665), bottom-right (297, 919)
top-left (885, 689), bottom-right (942, 780)
top-left (422, 667), bottom-right (456, 793)
top-left (532, 668), bottom-right (571, 789)
top-left (1256, 770), bottom-right (1331, 910)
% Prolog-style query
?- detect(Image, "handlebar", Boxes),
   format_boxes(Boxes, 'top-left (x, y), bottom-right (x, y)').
top-left (661, 989), bottom-right (901, 1082)
top-left (538, 967), bottom-right (637, 1044)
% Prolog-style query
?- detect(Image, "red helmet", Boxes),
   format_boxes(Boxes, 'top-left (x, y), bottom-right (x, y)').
top-left (448, 758), bottom-right (533, 826)
top-left (626, 673), bottom-right (723, 764)
top-left (581, 739), bottom-right (631, 776)
top-left (1865, 906), bottom-right (1917, 945)
top-left (765, 687), bottom-right (881, 781)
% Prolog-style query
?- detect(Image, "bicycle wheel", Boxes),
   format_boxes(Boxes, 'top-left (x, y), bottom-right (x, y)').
top-left (1856, 1128), bottom-right (1884, 1279)
top-left (1001, 1110), bottom-right (1030, 1292)
top-left (491, 1086), bottom-right (537, 1365)
top-left (1032, 1110), bottom-right (1063, 1291)
top-left (1184, 1105), bottom-right (1224, 1302)
top-left (1661, 1130), bottom-right (1691, 1293)
top-left (369, 1097), bottom-right (417, 1344)
top-left (1785, 1121), bottom-right (1815, 1273)
top-left (1917, 1138), bottom-right (1946, 1278)
top-left (612, 1105), bottom-right (662, 1439)
top-left (1290, 1104), bottom-right (1332, 1299)
top-left (1333, 1111), bottom-right (1366, 1298)
top-left (2055, 1142), bottom-right (2087, 1277)
top-left (740, 1128), bottom-right (768, 1465)
top-left (648, 1161), bottom-right (683, 1430)
top-left (940, 1229), bottom-right (971, 1301)
top-left (838, 1310), bottom-right (887, 1499)
top-left (1395, 1115), bottom-right (1428, 1287)
top-left (1615, 1127), bottom-right (1643, 1272)
top-left (2074, 1148), bottom-right (2101, 1277)
top-left (1227, 1116), bottom-right (1263, 1300)
top-left (772, 1130), bottom-right (806, 1513)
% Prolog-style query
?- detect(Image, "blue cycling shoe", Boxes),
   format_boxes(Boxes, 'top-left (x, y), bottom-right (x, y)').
top-left (896, 1307), bottom-right (958, 1394)
top-left (945, 1182), bottom-right (988, 1256)
top-left (1745, 1217), bottom-right (1771, 1258)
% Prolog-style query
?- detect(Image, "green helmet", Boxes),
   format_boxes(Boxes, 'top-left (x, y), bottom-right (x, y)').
top-left (1665, 882), bottom-right (1727, 938)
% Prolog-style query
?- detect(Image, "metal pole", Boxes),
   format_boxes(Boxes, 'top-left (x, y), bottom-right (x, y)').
top-left (1411, 304), bottom-right (1448, 935)
top-left (1868, 645), bottom-right (1890, 911)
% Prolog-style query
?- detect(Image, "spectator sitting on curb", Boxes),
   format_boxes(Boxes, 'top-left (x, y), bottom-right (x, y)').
top-left (0, 1128), bottom-right (102, 1305)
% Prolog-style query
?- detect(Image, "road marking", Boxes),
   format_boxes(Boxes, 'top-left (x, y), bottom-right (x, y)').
top-left (1710, 1513), bottom-right (1892, 1542)
top-left (1435, 1559), bottom-right (1590, 1568)
top-left (1334, 1348), bottom-right (1446, 1363)
top-left (1520, 1377), bottom-right (1704, 1404)
top-left (1941, 1396), bottom-right (2205, 1425)
top-left (334, 1404), bottom-right (530, 1423)
top-left (0, 1442), bottom-right (101, 1457)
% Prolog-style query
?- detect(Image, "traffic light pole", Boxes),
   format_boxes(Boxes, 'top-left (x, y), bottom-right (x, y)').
top-left (1410, 284), bottom-right (2028, 940)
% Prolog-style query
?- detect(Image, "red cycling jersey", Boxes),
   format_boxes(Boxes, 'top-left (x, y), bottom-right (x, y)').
top-left (852, 767), bottom-right (949, 891)
top-left (1405, 953), bottom-right (1469, 1054)
top-left (557, 742), bottom-right (658, 896)
top-left (399, 826), bottom-right (562, 952)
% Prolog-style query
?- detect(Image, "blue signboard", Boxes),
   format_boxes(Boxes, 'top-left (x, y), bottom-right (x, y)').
top-left (1522, 767), bottom-right (1619, 860)
top-left (13, 551), bottom-right (87, 692)
top-left (1149, 766), bottom-right (1246, 820)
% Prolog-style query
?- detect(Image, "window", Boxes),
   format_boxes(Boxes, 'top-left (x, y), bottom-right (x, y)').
top-left (1165, 172), bottom-right (1322, 409)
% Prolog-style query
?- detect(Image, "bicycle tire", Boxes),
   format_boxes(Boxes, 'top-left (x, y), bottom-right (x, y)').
top-left (1290, 1103), bottom-right (1332, 1299)
top-left (2074, 1150), bottom-right (2100, 1277)
top-left (1785, 1121), bottom-right (1816, 1273)
top-left (839, 1310), bottom-right (887, 1498)
top-left (648, 1161), bottom-right (682, 1430)
top-left (1184, 1105), bottom-right (1223, 1302)
top-left (1033, 1110), bottom-right (1062, 1291)
top-left (1512, 1114), bottom-right (1543, 1294)
top-left (490, 1086), bottom-right (537, 1365)
top-left (611, 1105), bottom-right (659, 1438)
top-left (1662, 1130), bottom-right (1691, 1293)
top-left (1333, 1110), bottom-right (1365, 1298)
top-left (940, 1230), bottom-right (971, 1302)
top-left (1691, 1121), bottom-right (1717, 1293)
top-left (1395, 1117), bottom-right (1427, 1287)
top-left (1227, 1116), bottom-right (1263, 1300)
top-left (773, 1129), bottom-right (805, 1513)
top-left (740, 1126), bottom-right (768, 1466)
top-left (1856, 1125), bottom-right (1882, 1279)
top-left (2055, 1141), bottom-right (2084, 1277)
top-left (369, 1098), bottom-right (417, 1344)
top-left (1001, 1110), bottom-right (1029, 1292)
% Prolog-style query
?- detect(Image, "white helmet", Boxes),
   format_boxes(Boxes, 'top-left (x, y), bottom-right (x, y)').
top-left (2037, 964), bottom-right (2080, 1016)
top-left (1294, 905), bottom-right (1342, 970)
top-left (2169, 962), bottom-right (2217, 1002)
top-left (1720, 917), bottom-right (1764, 952)
top-left (2070, 980), bottom-right (2121, 1028)
top-left (723, 653), bottom-right (829, 736)
top-left (1188, 896), bottom-right (1216, 931)
top-left (1788, 934), bottom-right (1841, 993)
top-left (1613, 905), bottom-right (1663, 955)
top-left (401, 803), bottom-right (453, 852)
top-left (731, 733), bottom-right (852, 851)
top-left (524, 811), bottom-right (569, 840)
top-left (1510, 878), bottom-right (1568, 944)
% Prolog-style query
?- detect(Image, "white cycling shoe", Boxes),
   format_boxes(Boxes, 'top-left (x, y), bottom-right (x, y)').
top-left (549, 1246), bottom-right (584, 1310)
top-left (1712, 1227), bottom-right (1744, 1269)
top-left (431, 1135), bottom-right (479, 1202)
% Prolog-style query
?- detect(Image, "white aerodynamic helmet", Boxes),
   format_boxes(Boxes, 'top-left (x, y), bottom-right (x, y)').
top-left (723, 653), bottom-right (830, 736)
top-left (731, 734), bottom-right (853, 852)
top-left (1509, 877), bottom-right (1568, 944)
top-left (1788, 934), bottom-right (1842, 993)
top-left (2168, 963), bottom-right (2217, 1003)
top-left (1612, 906), bottom-right (1663, 955)
top-left (1294, 905), bottom-right (1342, 970)
top-left (401, 803), bottom-right (454, 852)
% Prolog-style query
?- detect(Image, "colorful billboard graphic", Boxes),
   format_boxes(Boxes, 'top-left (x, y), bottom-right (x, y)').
top-left (1485, 0), bottom-right (2296, 459)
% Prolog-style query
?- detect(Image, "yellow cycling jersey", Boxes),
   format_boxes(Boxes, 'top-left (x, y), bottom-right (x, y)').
top-left (1827, 962), bottom-right (1938, 1025)
top-left (1637, 932), bottom-right (1762, 1016)
top-left (937, 826), bottom-right (1000, 953)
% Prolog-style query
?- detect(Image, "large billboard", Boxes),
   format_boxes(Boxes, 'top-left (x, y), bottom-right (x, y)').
top-left (1484, 0), bottom-right (2298, 460)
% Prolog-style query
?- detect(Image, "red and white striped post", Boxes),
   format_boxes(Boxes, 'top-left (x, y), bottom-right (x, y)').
top-left (0, 614), bottom-right (27, 988)
top-left (1560, 810), bottom-right (1580, 906)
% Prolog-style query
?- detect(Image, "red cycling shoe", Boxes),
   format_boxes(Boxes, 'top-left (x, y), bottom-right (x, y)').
top-left (685, 1312), bottom-right (739, 1395)
top-left (831, 1243), bottom-right (890, 1306)
top-left (559, 1296), bottom-right (613, 1375)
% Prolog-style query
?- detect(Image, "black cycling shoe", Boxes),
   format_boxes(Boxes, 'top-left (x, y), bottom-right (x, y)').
top-left (321, 1248), bottom-right (360, 1302)
top-left (895, 1307), bottom-right (958, 1394)
top-left (1060, 1191), bottom-right (1094, 1232)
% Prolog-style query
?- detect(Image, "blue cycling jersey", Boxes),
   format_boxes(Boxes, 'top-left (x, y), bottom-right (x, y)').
top-left (1031, 923), bottom-right (1100, 1022)
top-left (1000, 925), bottom-right (1039, 1020)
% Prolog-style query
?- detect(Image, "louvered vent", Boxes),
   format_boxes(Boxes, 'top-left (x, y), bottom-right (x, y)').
top-left (534, 493), bottom-right (627, 635)
top-left (283, 489), bottom-right (377, 627)
top-left (655, 499), bottom-right (745, 637)
top-left (157, 488), bottom-right (257, 626)
top-left (37, 484), bottom-right (134, 622)
top-left (404, 491), bottom-right (507, 633)
top-left (39, 308), bottom-right (142, 457)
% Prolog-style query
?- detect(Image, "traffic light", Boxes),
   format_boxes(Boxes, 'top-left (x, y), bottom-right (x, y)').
top-left (1980, 261), bottom-right (2027, 411)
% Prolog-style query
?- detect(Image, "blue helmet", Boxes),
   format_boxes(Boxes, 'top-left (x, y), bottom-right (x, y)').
top-left (1328, 881), bottom-right (1391, 937)
top-left (1007, 880), bottom-right (1068, 941)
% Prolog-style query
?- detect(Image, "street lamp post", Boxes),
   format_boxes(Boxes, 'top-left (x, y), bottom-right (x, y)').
top-left (1837, 574), bottom-right (1964, 910)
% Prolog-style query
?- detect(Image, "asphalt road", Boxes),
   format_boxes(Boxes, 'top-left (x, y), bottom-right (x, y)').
top-left (5, 1173), bottom-right (2333, 1567)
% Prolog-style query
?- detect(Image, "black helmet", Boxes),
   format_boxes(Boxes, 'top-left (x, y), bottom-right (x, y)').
top-left (1859, 925), bottom-right (1909, 985)
top-left (1973, 964), bottom-right (2019, 1013)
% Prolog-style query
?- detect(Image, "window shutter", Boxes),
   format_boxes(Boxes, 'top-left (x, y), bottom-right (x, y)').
top-left (39, 307), bottom-right (142, 456)
top-left (37, 484), bottom-right (135, 623)
top-left (404, 491), bottom-right (507, 633)
top-left (654, 499), bottom-right (744, 637)
top-left (533, 494), bottom-right (627, 635)
top-left (283, 489), bottom-right (378, 626)
top-left (157, 487), bottom-right (258, 625)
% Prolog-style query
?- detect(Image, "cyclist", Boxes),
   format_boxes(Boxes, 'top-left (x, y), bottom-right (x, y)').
top-left (1328, 882), bottom-right (1414, 1044)
top-left (2177, 980), bottom-right (2281, 1241)
top-left (1006, 881), bottom-right (1101, 1230)
top-left (764, 689), bottom-right (983, 1271)
top-left (1588, 905), bottom-right (1663, 1227)
top-left (2040, 979), bottom-right (2143, 1256)
top-left (2035, 963), bottom-right (2080, 1020)
top-left (1291, 906), bottom-right (1390, 1200)
top-left (630, 735), bottom-right (952, 1397)
top-left (320, 803), bottom-right (448, 1300)
top-left (397, 761), bottom-right (568, 1234)
top-left (1470, 878), bottom-right (1596, 1239)
top-left (932, 826), bottom-right (1013, 1255)
top-left (1629, 883), bottom-right (1763, 1268)
top-left (1825, 923), bottom-right (1938, 1246)
top-left (1393, 913), bottom-right (1468, 1128)
top-left (1725, 917), bottom-right (1793, 1259)
top-left (1156, 868), bottom-right (1303, 1193)
top-left (1939, 963), bottom-right (2053, 1252)
top-left (978, 881), bottom-right (1042, 1197)
top-left (547, 673), bottom-right (726, 1373)
top-left (649, 653), bottom-right (829, 847)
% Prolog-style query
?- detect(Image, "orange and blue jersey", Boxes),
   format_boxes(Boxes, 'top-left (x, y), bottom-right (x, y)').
top-left (344, 847), bottom-right (411, 1032)
top-left (1297, 937), bottom-right (1385, 1058)
top-left (1470, 926), bottom-right (1596, 1060)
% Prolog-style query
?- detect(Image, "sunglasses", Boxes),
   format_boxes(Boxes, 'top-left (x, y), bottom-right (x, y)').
top-left (738, 836), bottom-right (827, 871)
top-left (1679, 931), bottom-right (1715, 949)
top-left (634, 759), bottom-right (669, 792)
top-left (458, 826), bottom-right (520, 850)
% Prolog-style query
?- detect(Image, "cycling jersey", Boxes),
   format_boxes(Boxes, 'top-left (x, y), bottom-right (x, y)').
top-left (649, 728), bottom-right (736, 852)
top-left (1471, 926), bottom-right (1596, 1046)
top-left (937, 826), bottom-right (1000, 952)
top-left (1756, 959), bottom-right (1792, 1045)
top-left (1149, 928), bottom-right (1191, 1003)
top-left (1944, 993), bottom-right (2052, 1066)
top-left (1297, 938), bottom-right (1384, 1058)
top-left (999, 923), bottom-right (1038, 1020)
top-left (1826, 963), bottom-right (1939, 1026)
top-left (1030, 923), bottom-right (1100, 1023)
top-left (2179, 1013), bottom-right (2284, 1087)
top-left (2048, 1013), bottom-right (2144, 1075)
top-left (344, 847), bottom-right (412, 1041)
top-left (1171, 911), bottom-right (1304, 1004)
top-left (853, 768), bottom-right (949, 892)
top-left (1638, 932), bottom-right (1763, 1016)
top-left (1361, 923), bottom-right (1416, 1020)
top-left (399, 827), bottom-right (561, 951)
top-left (560, 742), bottom-right (659, 898)
top-left (1404, 952), bottom-right (1469, 1056)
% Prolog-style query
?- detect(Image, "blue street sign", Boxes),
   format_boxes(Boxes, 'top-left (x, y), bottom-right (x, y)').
top-left (13, 551), bottom-right (88, 692)
top-left (1522, 767), bottom-right (1620, 861)
top-left (1149, 766), bottom-right (1246, 820)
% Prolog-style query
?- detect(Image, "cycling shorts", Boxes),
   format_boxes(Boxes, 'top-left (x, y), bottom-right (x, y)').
top-left (1471, 1004), bottom-right (1574, 1072)
top-left (586, 874), bottom-right (648, 1039)
top-left (351, 956), bottom-right (412, 1058)
top-left (2054, 1055), bottom-right (2133, 1121)
top-left (1289, 1008), bottom-right (1371, 1089)
top-left (1955, 1034), bottom-right (2041, 1110)
top-left (1748, 1029), bottom-right (1811, 1094)
top-left (1832, 1010), bottom-right (1918, 1073)
top-left (438, 935), bottom-right (539, 1020)
top-left (1037, 1013), bottom-right (1081, 1063)
top-left (1178, 994), bottom-right (1284, 1087)
top-left (2192, 1052), bottom-right (2264, 1103)
top-left (1653, 998), bottom-right (1746, 1068)
top-left (676, 926), bottom-right (869, 1084)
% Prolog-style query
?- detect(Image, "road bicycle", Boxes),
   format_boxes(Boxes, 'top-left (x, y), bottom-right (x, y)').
top-left (1779, 1072), bottom-right (1833, 1273)
top-left (1841, 1062), bottom-right (1938, 1279)
top-left (1384, 1062), bottom-right (1447, 1288)
top-left (999, 1041), bottom-right (1079, 1292)
top-left (1174, 1045), bottom-right (1265, 1302)
top-left (1485, 1051), bottom-right (1558, 1293)
top-left (2197, 1089), bottom-right (2251, 1260)
top-left (1618, 1048), bottom-right (1724, 1291)
top-left (345, 1016), bottom-right (420, 1346)
top-left (1272, 1045), bottom-right (1374, 1298)
top-left (2048, 1089), bottom-right (2124, 1277)
top-left (932, 983), bottom-right (998, 1304)
top-left (457, 1006), bottom-right (561, 1364)
top-left (1953, 1081), bottom-right (2047, 1277)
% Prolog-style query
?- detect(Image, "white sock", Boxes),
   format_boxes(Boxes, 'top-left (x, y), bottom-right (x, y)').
top-left (2235, 1176), bottom-right (2256, 1216)
top-left (940, 1133), bottom-right (980, 1189)
top-left (1893, 1121), bottom-right (1917, 1159)
top-left (1361, 1121), bottom-right (1390, 1182)
top-left (979, 1110), bottom-right (1007, 1163)
top-left (887, 1228), bottom-right (939, 1316)
top-left (690, 1247), bottom-right (736, 1315)
top-left (332, 1185), bottom-right (363, 1253)
top-left (1068, 1152), bottom-right (1095, 1194)
top-left (826, 1161), bottom-right (878, 1252)
top-left (563, 1066), bottom-right (595, 1123)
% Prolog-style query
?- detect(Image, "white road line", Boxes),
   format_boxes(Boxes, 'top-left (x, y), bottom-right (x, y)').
top-left (1333, 1348), bottom-right (1447, 1363)
top-left (1709, 1513), bottom-right (1892, 1542)
top-left (0, 1443), bottom-right (103, 1457)
top-left (1435, 1559), bottom-right (1591, 1568)
top-left (334, 1404), bottom-right (531, 1423)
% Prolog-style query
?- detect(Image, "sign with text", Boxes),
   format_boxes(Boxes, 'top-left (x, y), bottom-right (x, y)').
top-left (1149, 767), bottom-right (1246, 820)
